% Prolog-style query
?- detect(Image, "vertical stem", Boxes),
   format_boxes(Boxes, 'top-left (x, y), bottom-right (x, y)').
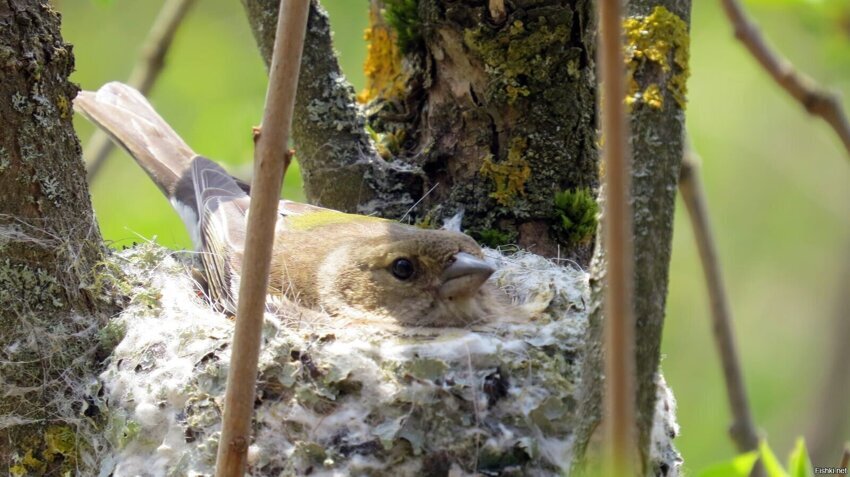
top-left (678, 149), bottom-right (764, 477)
top-left (214, 0), bottom-right (309, 475)
top-left (599, 0), bottom-right (636, 475)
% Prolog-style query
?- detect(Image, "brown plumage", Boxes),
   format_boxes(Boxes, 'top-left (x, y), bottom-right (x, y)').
top-left (75, 82), bottom-right (500, 326)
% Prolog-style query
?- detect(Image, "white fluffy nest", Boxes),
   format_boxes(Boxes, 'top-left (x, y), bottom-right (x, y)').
top-left (82, 243), bottom-right (681, 477)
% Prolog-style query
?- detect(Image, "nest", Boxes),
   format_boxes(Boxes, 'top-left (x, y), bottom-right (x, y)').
top-left (65, 243), bottom-right (680, 476)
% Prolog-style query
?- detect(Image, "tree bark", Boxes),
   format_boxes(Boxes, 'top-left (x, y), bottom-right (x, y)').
top-left (0, 0), bottom-right (107, 472)
top-left (574, 2), bottom-right (691, 474)
top-left (243, 0), bottom-right (599, 263)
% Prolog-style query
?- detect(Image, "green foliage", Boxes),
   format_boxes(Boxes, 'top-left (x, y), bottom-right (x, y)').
top-left (383, 0), bottom-right (421, 53)
top-left (786, 439), bottom-right (814, 477)
top-left (697, 451), bottom-right (759, 477)
top-left (473, 228), bottom-right (517, 248)
top-left (697, 439), bottom-right (814, 477)
top-left (553, 188), bottom-right (598, 245)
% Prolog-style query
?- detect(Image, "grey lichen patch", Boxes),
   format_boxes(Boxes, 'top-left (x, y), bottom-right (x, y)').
top-left (11, 91), bottom-right (29, 113)
top-left (0, 258), bottom-right (65, 310)
top-left (39, 175), bottom-right (63, 206)
top-left (0, 146), bottom-right (10, 172)
top-left (305, 72), bottom-right (368, 134)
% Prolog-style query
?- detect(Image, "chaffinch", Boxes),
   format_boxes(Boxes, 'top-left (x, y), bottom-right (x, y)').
top-left (75, 82), bottom-right (499, 327)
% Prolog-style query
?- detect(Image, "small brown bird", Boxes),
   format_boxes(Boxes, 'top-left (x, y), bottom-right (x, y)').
top-left (75, 82), bottom-right (498, 326)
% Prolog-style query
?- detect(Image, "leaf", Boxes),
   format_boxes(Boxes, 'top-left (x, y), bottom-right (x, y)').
top-left (787, 438), bottom-right (813, 477)
top-left (696, 451), bottom-right (760, 477)
top-left (761, 440), bottom-right (791, 477)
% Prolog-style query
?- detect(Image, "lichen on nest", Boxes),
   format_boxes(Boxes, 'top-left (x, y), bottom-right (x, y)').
top-left (62, 242), bottom-right (680, 476)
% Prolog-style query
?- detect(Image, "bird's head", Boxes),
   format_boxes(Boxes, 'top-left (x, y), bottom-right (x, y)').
top-left (312, 223), bottom-right (499, 326)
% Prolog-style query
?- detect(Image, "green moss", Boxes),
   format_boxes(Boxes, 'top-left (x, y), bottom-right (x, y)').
top-left (383, 0), bottom-right (421, 53)
top-left (480, 137), bottom-right (532, 206)
top-left (44, 425), bottom-right (76, 464)
top-left (98, 319), bottom-right (127, 352)
top-left (472, 228), bottom-right (517, 248)
top-left (553, 188), bottom-right (598, 245)
top-left (464, 17), bottom-right (571, 105)
top-left (623, 6), bottom-right (690, 109)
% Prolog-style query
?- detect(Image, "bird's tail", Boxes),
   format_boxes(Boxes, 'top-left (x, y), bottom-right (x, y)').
top-left (74, 82), bottom-right (196, 200)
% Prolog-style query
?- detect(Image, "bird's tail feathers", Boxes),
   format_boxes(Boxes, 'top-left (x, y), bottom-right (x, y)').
top-left (74, 82), bottom-right (196, 198)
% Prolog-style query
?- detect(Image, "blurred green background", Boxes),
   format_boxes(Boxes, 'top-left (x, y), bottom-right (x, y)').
top-left (58, 0), bottom-right (850, 472)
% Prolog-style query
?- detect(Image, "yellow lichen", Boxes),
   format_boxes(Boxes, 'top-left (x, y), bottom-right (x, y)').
top-left (480, 137), bottom-right (532, 206)
top-left (357, 5), bottom-right (407, 104)
top-left (642, 84), bottom-right (664, 109)
top-left (56, 94), bottom-right (70, 119)
top-left (623, 6), bottom-right (690, 109)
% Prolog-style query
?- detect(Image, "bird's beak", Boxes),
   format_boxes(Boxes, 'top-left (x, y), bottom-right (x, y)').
top-left (438, 252), bottom-right (495, 299)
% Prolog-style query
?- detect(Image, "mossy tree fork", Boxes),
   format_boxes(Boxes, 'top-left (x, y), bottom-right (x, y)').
top-left (244, 0), bottom-right (691, 473)
top-left (0, 0), bottom-right (691, 474)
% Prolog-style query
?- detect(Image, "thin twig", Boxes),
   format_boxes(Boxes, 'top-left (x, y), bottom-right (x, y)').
top-left (213, 0), bottom-right (310, 475)
top-left (806, 247), bottom-right (850, 464)
top-left (719, 0), bottom-right (850, 157)
top-left (599, 0), bottom-right (636, 475)
top-left (678, 148), bottom-right (761, 451)
top-left (85, 0), bottom-right (196, 182)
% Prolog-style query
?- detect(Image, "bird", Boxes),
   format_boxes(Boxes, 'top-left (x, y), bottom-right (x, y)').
top-left (74, 82), bottom-right (500, 327)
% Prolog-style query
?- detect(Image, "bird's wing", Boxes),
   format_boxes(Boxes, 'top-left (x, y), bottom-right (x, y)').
top-left (191, 157), bottom-right (250, 312)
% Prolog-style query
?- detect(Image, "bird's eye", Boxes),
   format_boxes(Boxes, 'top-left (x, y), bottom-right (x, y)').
top-left (391, 258), bottom-right (415, 280)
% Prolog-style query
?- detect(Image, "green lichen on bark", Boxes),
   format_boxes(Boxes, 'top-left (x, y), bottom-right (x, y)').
top-left (463, 16), bottom-right (572, 105)
top-left (479, 136), bottom-right (532, 206)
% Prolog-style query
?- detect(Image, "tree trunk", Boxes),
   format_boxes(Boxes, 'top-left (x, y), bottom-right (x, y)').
top-left (0, 0), bottom-right (108, 472)
top-left (243, 0), bottom-right (599, 264)
top-left (245, 0), bottom-right (691, 474)
top-left (574, 2), bottom-right (692, 474)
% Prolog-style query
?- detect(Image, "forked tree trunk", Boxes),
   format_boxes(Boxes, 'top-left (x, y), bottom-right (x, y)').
top-left (243, 0), bottom-right (691, 474)
top-left (0, 0), bottom-right (108, 471)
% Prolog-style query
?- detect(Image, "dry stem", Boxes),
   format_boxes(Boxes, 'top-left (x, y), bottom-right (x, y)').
top-left (85, 0), bottom-right (196, 182)
top-left (599, 0), bottom-right (636, 474)
top-left (719, 0), bottom-right (850, 158)
top-left (678, 148), bottom-right (762, 457)
top-left (213, 0), bottom-right (310, 475)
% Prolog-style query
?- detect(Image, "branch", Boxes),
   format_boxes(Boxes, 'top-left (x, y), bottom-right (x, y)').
top-left (678, 148), bottom-right (762, 454)
top-left (85, 0), bottom-right (196, 182)
top-left (719, 0), bottom-right (850, 158)
top-left (214, 0), bottom-right (309, 474)
top-left (806, 247), bottom-right (850, 464)
top-left (242, 0), bottom-right (421, 217)
top-left (841, 444), bottom-right (850, 470)
top-left (599, 0), bottom-right (636, 474)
